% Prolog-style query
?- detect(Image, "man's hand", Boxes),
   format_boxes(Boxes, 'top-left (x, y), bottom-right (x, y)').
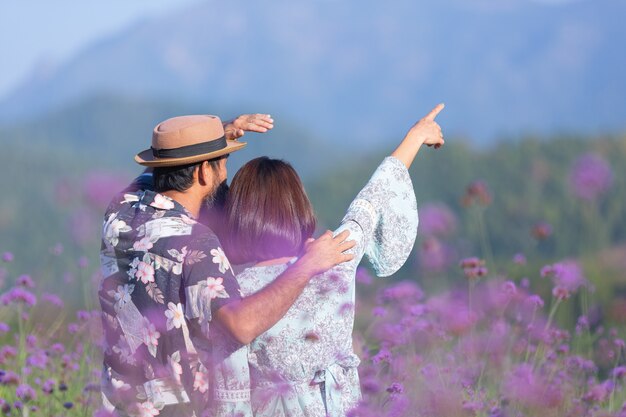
top-left (223, 114), bottom-right (274, 141)
top-left (297, 230), bottom-right (355, 276)
top-left (405, 103), bottom-right (445, 149)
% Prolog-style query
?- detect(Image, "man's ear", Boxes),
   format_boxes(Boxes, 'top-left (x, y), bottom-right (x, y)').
top-left (196, 161), bottom-right (211, 186)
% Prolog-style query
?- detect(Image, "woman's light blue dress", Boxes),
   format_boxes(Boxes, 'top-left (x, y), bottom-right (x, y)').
top-left (212, 156), bottom-right (418, 417)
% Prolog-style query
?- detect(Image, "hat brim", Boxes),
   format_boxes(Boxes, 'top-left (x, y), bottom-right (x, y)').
top-left (134, 140), bottom-right (247, 167)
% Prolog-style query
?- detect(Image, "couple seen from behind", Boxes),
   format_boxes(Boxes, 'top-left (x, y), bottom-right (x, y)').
top-left (99, 104), bottom-right (445, 417)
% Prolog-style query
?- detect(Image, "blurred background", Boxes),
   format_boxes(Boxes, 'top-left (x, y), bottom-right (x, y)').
top-left (1, 0), bottom-right (625, 305)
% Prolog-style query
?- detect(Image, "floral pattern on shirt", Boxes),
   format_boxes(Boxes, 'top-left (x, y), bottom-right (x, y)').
top-left (99, 189), bottom-right (241, 417)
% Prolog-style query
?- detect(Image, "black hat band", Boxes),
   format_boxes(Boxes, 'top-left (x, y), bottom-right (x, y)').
top-left (152, 136), bottom-right (227, 159)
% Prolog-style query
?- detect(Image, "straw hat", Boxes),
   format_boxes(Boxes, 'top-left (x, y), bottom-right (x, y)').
top-left (135, 115), bottom-right (246, 167)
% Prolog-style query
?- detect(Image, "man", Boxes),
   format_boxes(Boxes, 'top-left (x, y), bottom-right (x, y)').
top-left (99, 113), bottom-right (354, 416)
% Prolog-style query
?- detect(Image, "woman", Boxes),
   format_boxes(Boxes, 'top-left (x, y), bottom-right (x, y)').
top-left (212, 104), bottom-right (445, 417)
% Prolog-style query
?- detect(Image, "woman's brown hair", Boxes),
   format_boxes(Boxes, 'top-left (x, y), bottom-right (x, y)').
top-left (224, 157), bottom-right (316, 264)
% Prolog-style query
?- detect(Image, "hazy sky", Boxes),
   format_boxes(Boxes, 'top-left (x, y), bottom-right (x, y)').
top-left (0, 0), bottom-right (200, 99)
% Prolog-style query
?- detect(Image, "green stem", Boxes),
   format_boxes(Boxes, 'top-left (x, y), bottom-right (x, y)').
top-left (475, 207), bottom-right (494, 271)
top-left (609, 347), bottom-right (621, 413)
top-left (532, 298), bottom-right (562, 370)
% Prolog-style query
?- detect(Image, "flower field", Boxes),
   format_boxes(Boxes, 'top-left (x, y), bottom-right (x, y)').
top-left (1, 147), bottom-right (626, 416)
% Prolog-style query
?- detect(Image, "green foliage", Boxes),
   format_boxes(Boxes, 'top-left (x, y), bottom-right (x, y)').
top-left (309, 134), bottom-right (626, 266)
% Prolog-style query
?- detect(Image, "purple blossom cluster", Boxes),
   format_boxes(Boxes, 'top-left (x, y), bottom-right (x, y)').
top-left (351, 268), bottom-right (626, 417)
top-left (1, 149), bottom-right (623, 416)
top-left (568, 153), bottom-right (614, 201)
top-left (0, 271), bottom-right (102, 415)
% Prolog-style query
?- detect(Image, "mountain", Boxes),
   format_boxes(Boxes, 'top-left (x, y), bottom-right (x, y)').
top-left (1, 0), bottom-right (625, 144)
top-left (0, 95), bottom-right (350, 178)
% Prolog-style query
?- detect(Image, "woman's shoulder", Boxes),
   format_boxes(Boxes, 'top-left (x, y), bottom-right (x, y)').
top-left (235, 263), bottom-right (289, 296)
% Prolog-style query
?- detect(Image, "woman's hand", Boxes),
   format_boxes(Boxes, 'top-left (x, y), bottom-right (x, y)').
top-left (391, 103), bottom-right (446, 168)
top-left (223, 113), bottom-right (274, 140)
top-left (405, 103), bottom-right (445, 149)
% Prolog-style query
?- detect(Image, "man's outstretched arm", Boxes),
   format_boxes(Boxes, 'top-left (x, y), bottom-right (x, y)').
top-left (214, 230), bottom-right (355, 345)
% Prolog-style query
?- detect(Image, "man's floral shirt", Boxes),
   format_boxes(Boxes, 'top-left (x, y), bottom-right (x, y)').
top-left (99, 188), bottom-right (240, 417)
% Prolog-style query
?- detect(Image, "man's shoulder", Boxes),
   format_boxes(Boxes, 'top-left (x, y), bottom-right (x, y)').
top-left (103, 189), bottom-right (143, 219)
top-left (188, 221), bottom-right (222, 249)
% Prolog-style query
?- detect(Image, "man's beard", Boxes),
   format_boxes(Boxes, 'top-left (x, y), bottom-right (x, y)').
top-left (200, 180), bottom-right (229, 238)
top-left (204, 179), bottom-right (229, 210)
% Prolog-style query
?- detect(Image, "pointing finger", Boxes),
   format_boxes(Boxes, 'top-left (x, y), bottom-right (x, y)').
top-left (425, 103), bottom-right (445, 121)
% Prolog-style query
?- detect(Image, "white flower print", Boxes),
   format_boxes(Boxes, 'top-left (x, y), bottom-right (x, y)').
top-left (112, 336), bottom-right (136, 365)
top-left (104, 214), bottom-right (132, 247)
top-left (136, 261), bottom-right (155, 284)
top-left (203, 277), bottom-right (227, 299)
top-left (111, 377), bottom-right (131, 391)
top-left (167, 247), bottom-right (187, 275)
top-left (133, 237), bottom-right (154, 252)
top-left (129, 401), bottom-right (160, 417)
top-left (168, 351), bottom-right (183, 383)
top-left (152, 194), bottom-right (175, 210)
top-left (122, 193), bottom-right (139, 204)
top-left (128, 257), bottom-right (141, 279)
top-left (193, 369), bottom-right (209, 393)
top-left (164, 302), bottom-right (185, 331)
top-left (108, 284), bottom-right (135, 312)
top-left (142, 318), bottom-right (160, 357)
top-left (210, 247), bottom-right (231, 273)
top-left (180, 214), bottom-right (196, 225)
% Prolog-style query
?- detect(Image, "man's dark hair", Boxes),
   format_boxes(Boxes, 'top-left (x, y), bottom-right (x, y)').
top-left (153, 156), bottom-right (225, 193)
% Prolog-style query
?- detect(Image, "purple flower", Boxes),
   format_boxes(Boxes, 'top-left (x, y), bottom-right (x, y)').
top-left (41, 293), bottom-right (64, 308)
top-left (360, 377), bottom-right (381, 394)
top-left (504, 364), bottom-right (563, 408)
top-left (26, 335), bottom-right (37, 348)
top-left (93, 409), bottom-right (120, 417)
top-left (78, 256), bottom-right (89, 269)
top-left (372, 347), bottom-right (392, 364)
top-left (460, 257), bottom-right (488, 279)
top-left (541, 260), bottom-right (588, 295)
top-left (41, 379), bottom-right (56, 394)
top-left (82, 171), bottom-right (128, 209)
top-left (0, 287), bottom-right (37, 307)
top-left (50, 343), bottom-right (65, 355)
top-left (513, 253), bottom-right (527, 265)
top-left (418, 202), bottom-right (457, 237)
top-left (27, 351), bottom-right (48, 369)
top-left (417, 237), bottom-right (454, 272)
top-left (583, 380), bottom-right (613, 403)
top-left (576, 316), bottom-right (589, 335)
top-left (0, 322), bottom-right (9, 333)
top-left (569, 153), bottom-right (613, 201)
top-left (77, 310), bottom-right (91, 321)
top-left (355, 267), bottom-right (373, 285)
top-left (16, 275), bottom-right (35, 289)
top-left (378, 281), bottom-right (423, 304)
top-left (1, 252), bottom-right (13, 263)
top-left (372, 307), bottom-right (387, 317)
top-left (613, 366), bottom-right (626, 379)
top-left (0, 370), bottom-right (19, 385)
top-left (15, 384), bottom-right (36, 402)
top-left (462, 180), bottom-right (492, 207)
top-left (386, 382), bottom-right (404, 395)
